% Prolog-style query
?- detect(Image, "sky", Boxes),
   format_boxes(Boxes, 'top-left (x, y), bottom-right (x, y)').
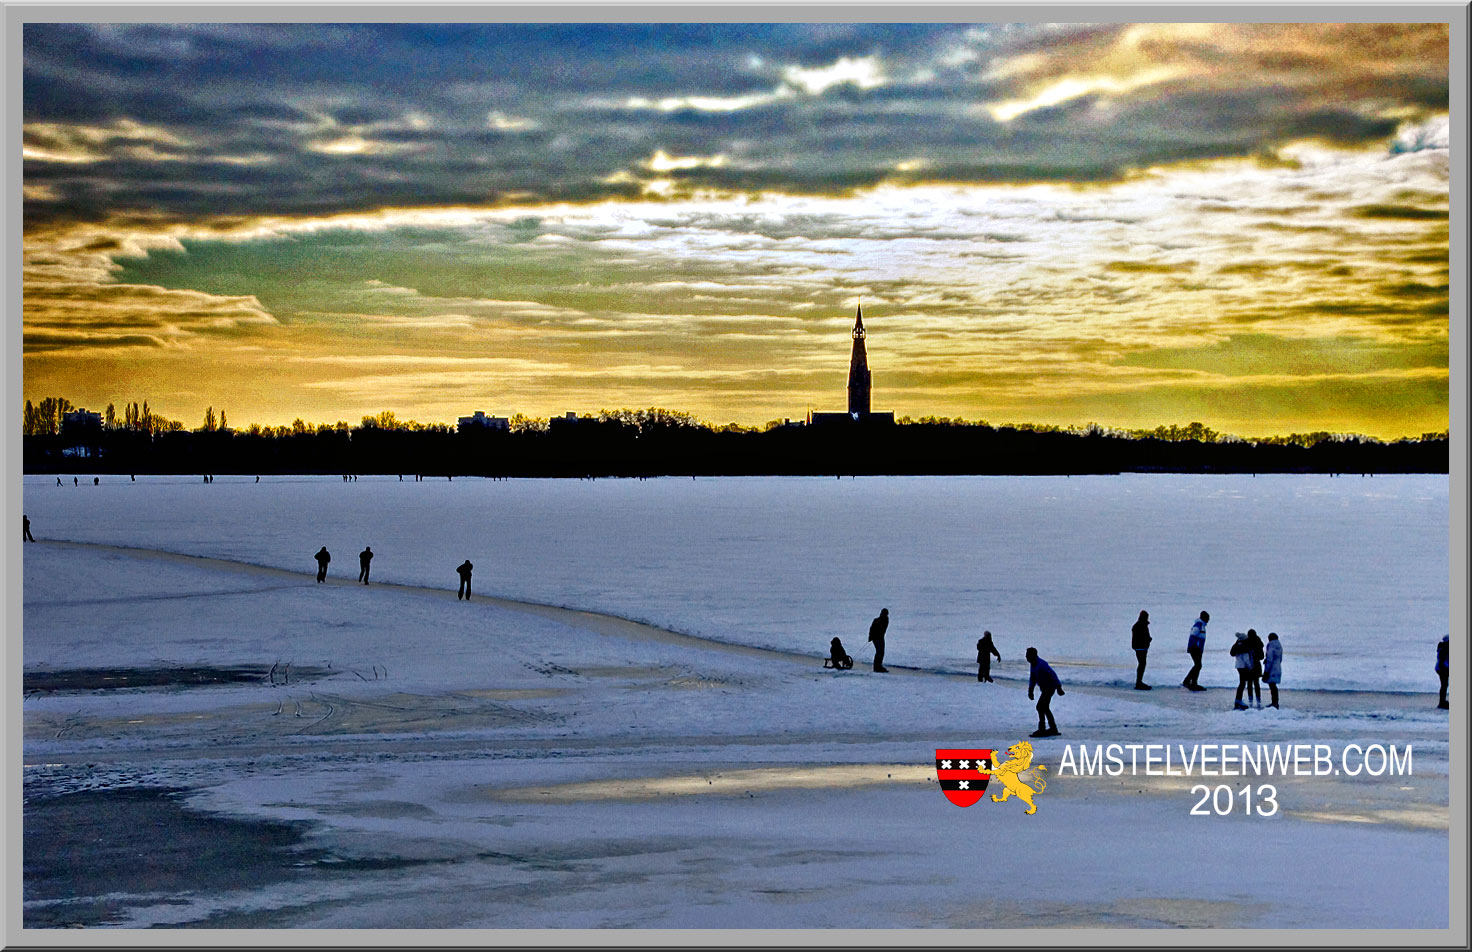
top-left (21, 22), bottom-right (1451, 437)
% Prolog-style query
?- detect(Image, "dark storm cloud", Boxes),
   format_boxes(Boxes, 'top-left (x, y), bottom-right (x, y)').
top-left (22, 22), bottom-right (1450, 226)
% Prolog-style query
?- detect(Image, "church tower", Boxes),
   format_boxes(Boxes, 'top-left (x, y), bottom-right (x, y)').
top-left (847, 302), bottom-right (871, 416)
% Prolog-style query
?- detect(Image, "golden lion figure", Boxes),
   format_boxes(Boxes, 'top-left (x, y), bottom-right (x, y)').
top-left (989, 741), bottom-right (1048, 814)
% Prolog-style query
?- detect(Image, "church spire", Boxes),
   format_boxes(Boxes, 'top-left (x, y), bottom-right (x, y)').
top-left (847, 300), bottom-right (871, 416)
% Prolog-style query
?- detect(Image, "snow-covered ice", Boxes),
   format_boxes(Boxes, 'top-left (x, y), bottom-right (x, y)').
top-left (21, 517), bottom-right (1451, 931)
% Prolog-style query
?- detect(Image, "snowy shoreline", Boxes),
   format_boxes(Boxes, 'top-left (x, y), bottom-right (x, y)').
top-left (22, 540), bottom-right (1450, 930)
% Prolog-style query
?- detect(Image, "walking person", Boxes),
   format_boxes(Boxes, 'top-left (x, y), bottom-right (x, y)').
top-left (1263, 632), bottom-right (1283, 708)
top-left (1246, 628), bottom-right (1265, 708)
top-left (1026, 647), bottom-right (1064, 737)
top-left (23, 515), bottom-right (35, 542)
top-left (1231, 631), bottom-right (1253, 709)
top-left (457, 559), bottom-right (474, 600)
top-left (314, 546), bottom-right (330, 583)
top-left (868, 608), bottom-right (890, 673)
top-left (358, 546), bottom-right (373, 585)
top-left (1183, 611), bottom-right (1208, 690)
top-left (1132, 609), bottom-right (1152, 689)
top-left (1436, 635), bottom-right (1449, 709)
top-left (977, 630), bottom-right (1000, 683)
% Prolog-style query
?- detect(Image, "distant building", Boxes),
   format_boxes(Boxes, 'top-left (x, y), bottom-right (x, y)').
top-left (60, 409), bottom-right (103, 433)
top-left (457, 411), bottom-right (510, 433)
top-left (548, 412), bottom-right (586, 431)
top-left (809, 303), bottom-right (895, 426)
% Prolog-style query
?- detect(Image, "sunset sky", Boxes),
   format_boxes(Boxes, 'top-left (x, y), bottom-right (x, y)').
top-left (21, 22), bottom-right (1451, 437)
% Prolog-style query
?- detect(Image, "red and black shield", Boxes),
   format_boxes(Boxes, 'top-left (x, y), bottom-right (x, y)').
top-left (936, 748), bottom-right (993, 807)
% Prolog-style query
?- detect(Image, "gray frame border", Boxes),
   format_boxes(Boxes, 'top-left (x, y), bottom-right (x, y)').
top-left (5, 3), bottom-right (1467, 948)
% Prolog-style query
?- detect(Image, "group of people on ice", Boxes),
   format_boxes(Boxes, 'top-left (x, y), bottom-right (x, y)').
top-left (825, 606), bottom-right (1451, 737)
top-left (311, 544), bottom-right (475, 598)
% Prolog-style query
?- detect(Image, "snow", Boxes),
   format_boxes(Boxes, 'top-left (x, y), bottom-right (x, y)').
top-left (21, 532), bottom-right (1451, 930)
top-left (22, 473), bottom-right (1450, 691)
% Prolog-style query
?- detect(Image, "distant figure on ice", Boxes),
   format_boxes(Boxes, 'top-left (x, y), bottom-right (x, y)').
top-left (1436, 635), bottom-right (1449, 709)
top-left (1183, 611), bottom-right (1209, 690)
top-left (73, 477), bottom-right (77, 486)
top-left (93, 477), bottom-right (99, 486)
top-left (1231, 631), bottom-right (1256, 709)
top-left (977, 630), bottom-right (1000, 683)
top-left (23, 515), bottom-right (35, 542)
top-left (1026, 647), bottom-right (1064, 737)
top-left (1263, 632), bottom-right (1283, 709)
top-left (826, 637), bottom-right (853, 670)
top-left (1131, 609), bottom-right (1152, 689)
top-left (457, 559), bottom-right (474, 600)
top-left (358, 546), bottom-right (373, 584)
top-left (1246, 629), bottom-right (1265, 708)
top-left (57, 477), bottom-right (62, 486)
top-left (314, 546), bottom-right (331, 582)
top-left (868, 608), bottom-right (890, 672)
top-left (255, 475), bottom-right (260, 483)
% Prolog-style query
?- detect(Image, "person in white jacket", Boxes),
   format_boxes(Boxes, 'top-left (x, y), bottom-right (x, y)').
top-left (1262, 632), bottom-right (1283, 709)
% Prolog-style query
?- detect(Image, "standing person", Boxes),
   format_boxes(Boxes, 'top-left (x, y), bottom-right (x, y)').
top-left (1026, 647), bottom-right (1064, 737)
top-left (93, 476), bottom-right (99, 486)
top-left (57, 477), bottom-right (62, 486)
top-left (73, 477), bottom-right (77, 486)
top-left (868, 608), bottom-right (890, 673)
top-left (1263, 632), bottom-right (1283, 709)
top-left (1246, 628), bottom-right (1265, 709)
top-left (1231, 631), bottom-right (1253, 710)
top-left (1183, 611), bottom-right (1209, 690)
top-left (977, 630), bottom-right (1000, 683)
top-left (1131, 610), bottom-right (1152, 690)
top-left (358, 546), bottom-right (373, 585)
top-left (457, 559), bottom-right (474, 600)
top-left (23, 515), bottom-right (35, 542)
top-left (314, 546), bottom-right (331, 583)
top-left (1436, 635), bottom-right (1449, 709)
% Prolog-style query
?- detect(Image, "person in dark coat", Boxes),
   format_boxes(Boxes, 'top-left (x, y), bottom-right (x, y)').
top-left (1183, 610), bottom-right (1209, 690)
top-left (1131, 610), bottom-right (1152, 690)
top-left (457, 559), bottom-right (474, 600)
top-left (977, 631), bottom-right (1000, 683)
top-left (358, 546), bottom-right (373, 584)
top-left (1026, 647), bottom-right (1064, 737)
top-left (1245, 629), bottom-right (1265, 709)
top-left (23, 515), bottom-right (35, 542)
top-left (314, 546), bottom-right (330, 582)
top-left (1436, 635), bottom-right (1449, 709)
top-left (868, 608), bottom-right (890, 672)
top-left (828, 637), bottom-right (853, 670)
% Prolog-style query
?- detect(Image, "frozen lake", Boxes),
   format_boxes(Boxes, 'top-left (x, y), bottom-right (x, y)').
top-left (22, 473), bottom-right (1449, 692)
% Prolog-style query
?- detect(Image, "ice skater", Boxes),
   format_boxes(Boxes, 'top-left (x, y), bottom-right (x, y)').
top-left (1132, 609), bottom-right (1152, 689)
top-left (1183, 610), bottom-right (1208, 690)
top-left (457, 559), bottom-right (473, 600)
top-left (977, 630), bottom-right (1000, 682)
top-left (23, 515), bottom-right (35, 542)
top-left (314, 546), bottom-right (331, 582)
top-left (1263, 632), bottom-right (1283, 708)
top-left (358, 546), bottom-right (373, 584)
top-left (868, 608), bottom-right (890, 673)
top-left (1026, 647), bottom-right (1064, 737)
top-left (1436, 635), bottom-right (1449, 709)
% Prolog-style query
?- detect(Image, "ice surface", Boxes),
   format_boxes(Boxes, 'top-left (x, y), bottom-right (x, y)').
top-left (23, 473), bottom-right (1448, 692)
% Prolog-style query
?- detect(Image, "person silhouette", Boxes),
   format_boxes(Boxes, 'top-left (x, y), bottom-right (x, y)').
top-left (57, 477), bottom-right (62, 486)
top-left (1436, 635), bottom-right (1449, 710)
top-left (1263, 632), bottom-right (1283, 709)
top-left (1026, 647), bottom-right (1064, 737)
top-left (868, 608), bottom-right (890, 672)
top-left (1132, 609), bottom-right (1152, 689)
top-left (1183, 611), bottom-right (1209, 690)
top-left (358, 546), bottom-right (373, 584)
top-left (457, 559), bottom-right (473, 600)
top-left (314, 546), bottom-right (330, 582)
top-left (977, 631), bottom-right (1000, 683)
top-left (73, 477), bottom-right (77, 486)
top-left (23, 515), bottom-right (35, 542)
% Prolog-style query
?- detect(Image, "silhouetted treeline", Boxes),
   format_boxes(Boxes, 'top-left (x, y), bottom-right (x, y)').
top-left (22, 408), bottom-right (1449, 477)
